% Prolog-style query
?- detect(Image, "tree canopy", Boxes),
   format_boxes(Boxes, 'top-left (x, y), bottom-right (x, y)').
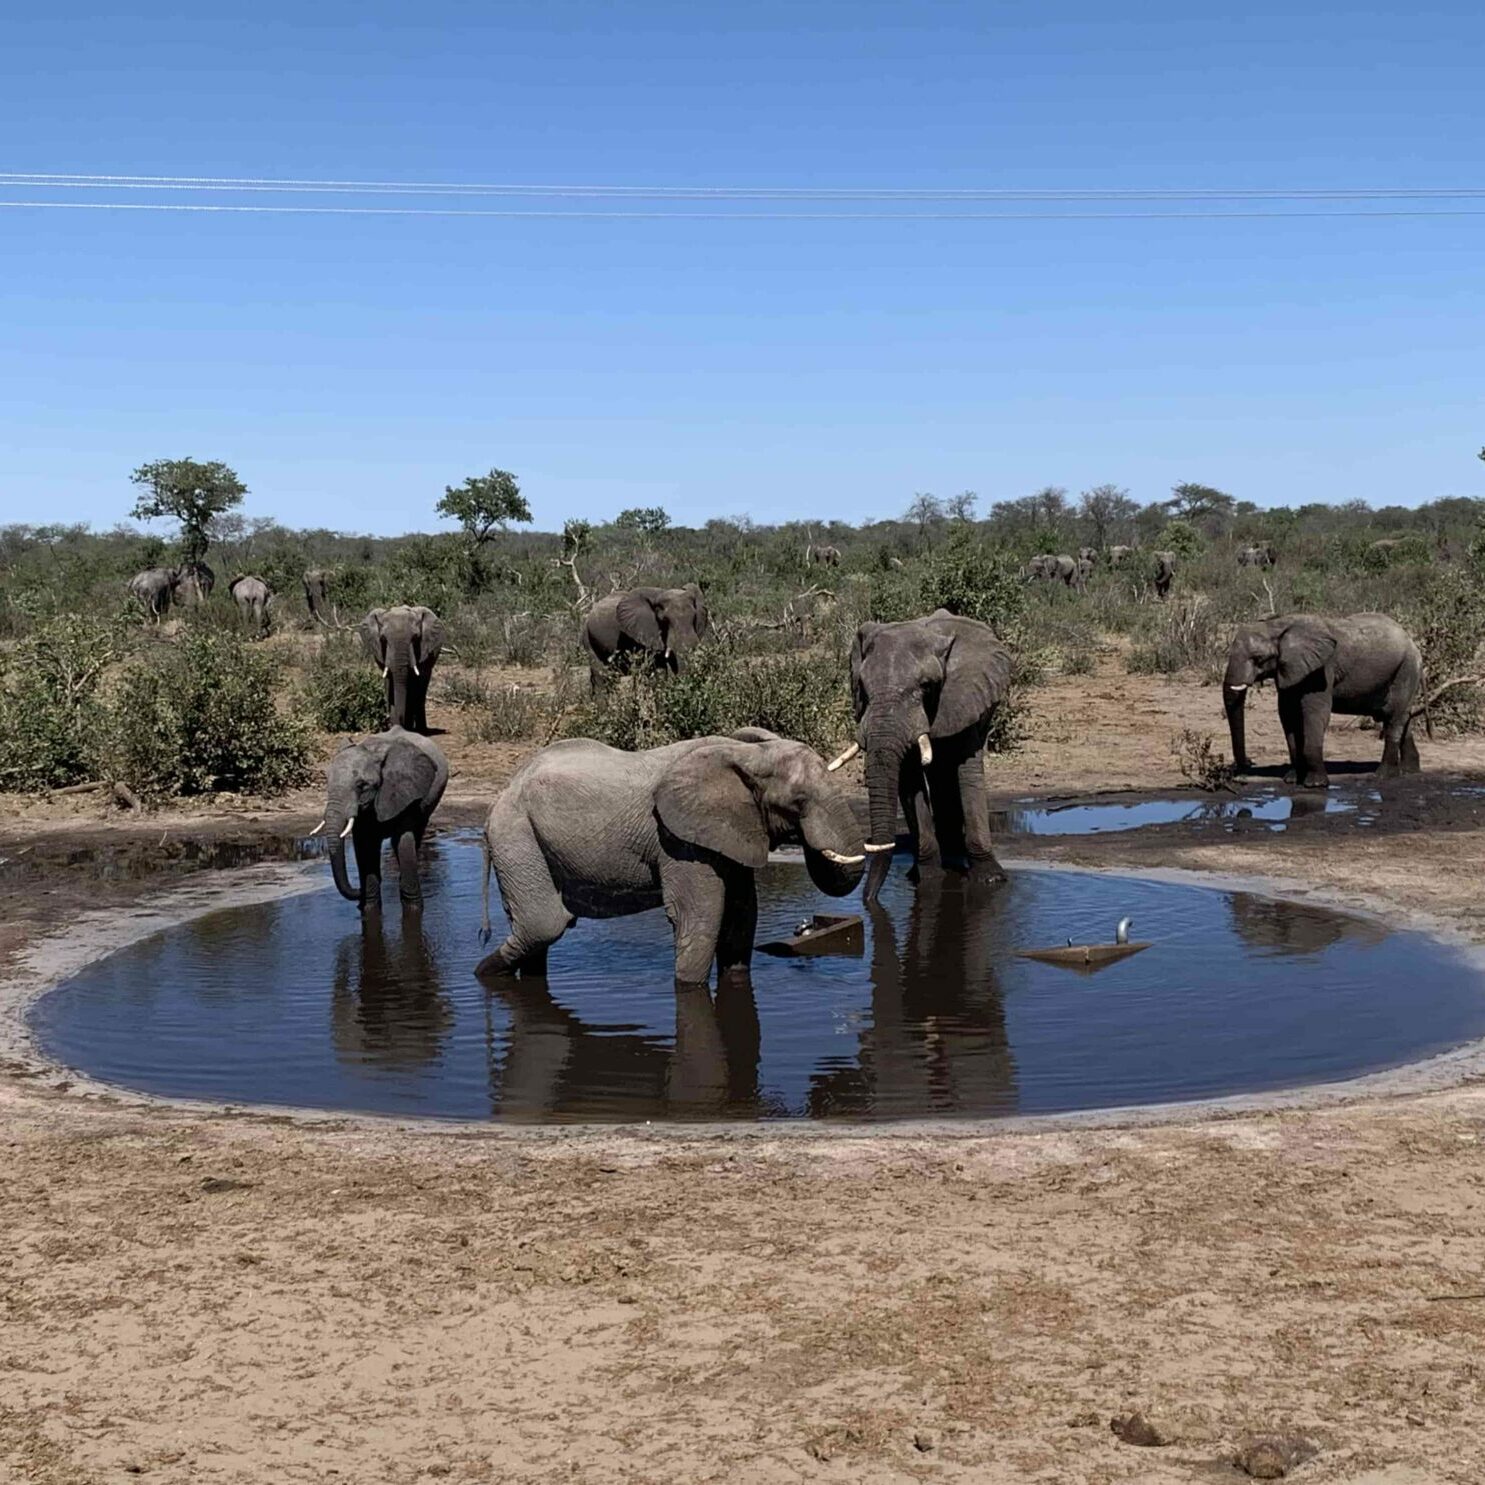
top-left (436, 468), bottom-right (532, 547)
top-left (1078, 484), bottom-right (1138, 548)
top-left (129, 458), bottom-right (247, 563)
top-left (1165, 482), bottom-right (1236, 526)
top-left (615, 506), bottom-right (671, 538)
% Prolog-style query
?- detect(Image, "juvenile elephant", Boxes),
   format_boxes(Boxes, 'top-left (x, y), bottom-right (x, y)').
top-left (360, 605), bottom-right (445, 732)
top-left (582, 584), bottom-right (709, 690)
top-left (316, 728), bottom-right (449, 910)
top-left (476, 730), bottom-right (866, 986)
top-left (834, 609), bottom-right (1013, 901)
top-left (1153, 551), bottom-right (1176, 600)
top-left (129, 565), bottom-right (180, 620)
top-left (1222, 613), bottom-right (1422, 787)
top-left (229, 575), bottom-right (272, 634)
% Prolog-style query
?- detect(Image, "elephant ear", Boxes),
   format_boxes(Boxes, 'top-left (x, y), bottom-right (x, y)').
top-left (415, 608), bottom-right (445, 662)
top-left (1277, 620), bottom-right (1337, 689)
top-left (686, 584), bottom-right (711, 639)
top-left (359, 609), bottom-right (387, 666)
top-left (933, 626), bottom-right (1010, 740)
top-left (654, 742), bottom-right (769, 867)
top-left (616, 593), bottom-right (663, 650)
top-left (375, 739), bottom-right (439, 823)
top-left (849, 623), bottom-right (881, 720)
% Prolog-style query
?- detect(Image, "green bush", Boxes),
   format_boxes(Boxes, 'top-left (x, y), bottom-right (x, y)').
top-left (1127, 597), bottom-right (1226, 677)
top-left (471, 684), bottom-right (547, 742)
top-left (302, 637), bottom-right (387, 733)
top-left (109, 629), bottom-right (313, 798)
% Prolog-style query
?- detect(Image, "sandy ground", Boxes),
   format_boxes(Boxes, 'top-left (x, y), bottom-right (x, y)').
top-left (4, 654), bottom-right (1485, 1483)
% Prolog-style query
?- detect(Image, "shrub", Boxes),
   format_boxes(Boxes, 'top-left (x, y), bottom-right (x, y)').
top-left (1127, 598), bottom-right (1226, 677)
top-left (917, 531), bottom-right (1026, 636)
top-left (470, 684), bottom-right (547, 742)
top-left (302, 637), bottom-right (387, 733)
top-left (1171, 727), bottom-right (1235, 792)
top-left (109, 629), bottom-right (313, 798)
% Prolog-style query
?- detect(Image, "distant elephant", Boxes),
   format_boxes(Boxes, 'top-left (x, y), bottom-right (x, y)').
top-left (175, 560), bottom-right (215, 605)
top-left (807, 543), bottom-right (841, 567)
top-left (129, 565), bottom-right (180, 620)
top-left (316, 727), bottom-right (449, 910)
top-left (303, 569), bottom-right (334, 626)
top-left (1048, 554), bottom-right (1079, 588)
top-left (359, 605), bottom-right (445, 733)
top-left (1076, 553), bottom-right (1095, 586)
top-left (1107, 544), bottom-right (1134, 568)
top-left (1022, 554), bottom-right (1050, 582)
top-left (1238, 543), bottom-right (1277, 568)
top-left (837, 608), bottom-right (1012, 901)
top-left (1078, 546), bottom-right (1098, 563)
top-left (477, 730), bottom-right (866, 985)
top-left (1222, 613), bottom-right (1422, 787)
top-left (1153, 551), bottom-right (1176, 600)
top-left (582, 583), bottom-right (709, 691)
top-left (229, 575), bottom-right (271, 634)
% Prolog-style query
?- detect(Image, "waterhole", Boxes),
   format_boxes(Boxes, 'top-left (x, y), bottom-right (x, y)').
top-left (31, 831), bottom-right (1485, 1122)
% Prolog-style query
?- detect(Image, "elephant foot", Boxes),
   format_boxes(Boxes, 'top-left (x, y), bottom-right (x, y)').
top-left (1298, 772), bottom-right (1330, 790)
top-left (966, 855), bottom-right (1008, 888)
top-left (1281, 768), bottom-right (1297, 785)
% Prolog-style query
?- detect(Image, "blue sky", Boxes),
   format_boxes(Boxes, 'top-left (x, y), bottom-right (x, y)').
top-left (2, 2), bottom-right (1482, 535)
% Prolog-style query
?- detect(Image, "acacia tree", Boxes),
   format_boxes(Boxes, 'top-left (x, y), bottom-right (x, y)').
top-left (1165, 481), bottom-right (1236, 529)
top-left (1078, 483), bottom-right (1138, 549)
top-left (436, 468), bottom-right (532, 548)
top-left (905, 492), bottom-right (944, 542)
top-left (129, 458), bottom-right (247, 564)
top-left (615, 506), bottom-right (671, 540)
top-left (945, 490), bottom-right (978, 522)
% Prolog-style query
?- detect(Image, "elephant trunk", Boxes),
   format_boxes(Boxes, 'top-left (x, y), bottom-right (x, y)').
top-left (1223, 654), bottom-right (1255, 770)
top-left (388, 654), bottom-right (412, 729)
top-left (325, 789), bottom-right (361, 902)
top-left (863, 711), bottom-right (923, 902)
top-left (329, 834), bottom-right (360, 902)
top-left (801, 794), bottom-right (867, 898)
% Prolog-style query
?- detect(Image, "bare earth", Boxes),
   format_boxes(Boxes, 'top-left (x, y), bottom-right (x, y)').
top-left (3, 653), bottom-right (1485, 1484)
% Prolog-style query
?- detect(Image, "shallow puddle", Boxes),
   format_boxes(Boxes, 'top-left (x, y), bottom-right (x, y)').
top-left (32, 833), bottom-right (1485, 1122)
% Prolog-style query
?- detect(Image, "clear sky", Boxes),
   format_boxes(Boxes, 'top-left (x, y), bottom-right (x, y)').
top-left (2, 1), bottom-right (1482, 535)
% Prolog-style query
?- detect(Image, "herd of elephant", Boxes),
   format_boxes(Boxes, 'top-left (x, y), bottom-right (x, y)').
top-left (307, 584), bottom-right (1430, 993)
top-left (1025, 545), bottom-right (1179, 598)
top-left (128, 563), bottom-right (338, 631)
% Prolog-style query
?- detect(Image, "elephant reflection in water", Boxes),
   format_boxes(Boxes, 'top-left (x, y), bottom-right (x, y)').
top-left (331, 900), bottom-right (453, 1070)
top-left (809, 878), bottom-right (1018, 1118)
top-left (1227, 891), bottom-right (1386, 958)
top-left (485, 979), bottom-right (767, 1120)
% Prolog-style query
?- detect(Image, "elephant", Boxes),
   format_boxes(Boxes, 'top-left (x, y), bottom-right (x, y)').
top-left (1238, 543), bottom-right (1277, 568)
top-left (1075, 553), bottom-right (1095, 587)
top-left (1078, 546), bottom-right (1098, 564)
top-left (316, 727), bottom-right (449, 910)
top-left (129, 565), bottom-right (180, 620)
top-left (476, 729), bottom-right (866, 986)
top-left (1222, 613), bottom-right (1423, 787)
top-left (359, 605), bottom-right (445, 733)
top-left (582, 583), bottom-right (709, 691)
top-left (1107, 544), bottom-right (1134, 568)
top-left (1152, 550), bottom-right (1176, 600)
top-left (229, 574), bottom-right (271, 634)
top-left (1045, 554), bottom-right (1079, 588)
top-left (303, 569), bottom-right (334, 626)
top-left (175, 560), bottom-right (215, 606)
top-left (807, 543), bottom-right (841, 567)
top-left (835, 608), bottom-right (1012, 901)
top-left (1022, 554), bottom-right (1050, 582)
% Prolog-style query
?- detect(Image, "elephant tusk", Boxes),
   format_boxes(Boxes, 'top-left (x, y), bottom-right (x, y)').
top-left (411, 657), bottom-right (420, 677)
top-left (820, 849), bottom-right (865, 865)
top-left (863, 841), bottom-right (896, 853)
top-left (339, 819), bottom-right (355, 839)
top-left (309, 819), bottom-right (326, 836)
top-left (1226, 683), bottom-right (1248, 693)
top-left (826, 742), bottom-right (860, 772)
top-left (917, 733), bottom-right (933, 766)
top-left (381, 665), bottom-right (389, 680)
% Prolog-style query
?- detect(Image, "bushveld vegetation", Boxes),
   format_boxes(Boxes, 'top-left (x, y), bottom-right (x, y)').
top-left (3, 465), bottom-right (1485, 802)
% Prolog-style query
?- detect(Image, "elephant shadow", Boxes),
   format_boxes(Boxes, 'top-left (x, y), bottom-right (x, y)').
top-left (483, 976), bottom-right (771, 1120)
top-left (808, 876), bottom-right (1019, 1118)
top-left (330, 905), bottom-right (453, 1070)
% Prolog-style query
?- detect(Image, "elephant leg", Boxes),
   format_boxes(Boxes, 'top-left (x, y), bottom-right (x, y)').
top-left (353, 830), bottom-right (383, 911)
top-left (714, 868), bottom-right (758, 980)
top-left (901, 757), bottom-right (941, 882)
top-left (1296, 687), bottom-right (1333, 788)
top-left (475, 850), bottom-right (572, 978)
top-left (956, 747), bottom-right (1007, 885)
top-left (661, 858), bottom-right (726, 987)
top-left (394, 830), bottom-right (422, 904)
top-left (927, 757), bottom-right (967, 865)
top-left (1277, 689), bottom-right (1303, 784)
top-left (1400, 718), bottom-right (1422, 772)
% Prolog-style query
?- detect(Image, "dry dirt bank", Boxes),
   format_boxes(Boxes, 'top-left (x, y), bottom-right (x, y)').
top-left (4, 661), bottom-right (1485, 1483)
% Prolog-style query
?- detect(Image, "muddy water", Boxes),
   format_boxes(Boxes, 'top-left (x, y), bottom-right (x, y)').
top-left (31, 830), bottom-right (1485, 1122)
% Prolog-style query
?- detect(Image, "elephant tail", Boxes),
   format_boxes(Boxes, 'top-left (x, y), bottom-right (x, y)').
top-left (479, 839), bottom-right (493, 945)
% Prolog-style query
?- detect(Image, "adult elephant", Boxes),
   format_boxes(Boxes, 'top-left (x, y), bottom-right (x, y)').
top-left (359, 605), bottom-right (445, 733)
top-left (1153, 551), bottom-right (1177, 600)
top-left (476, 729), bottom-right (865, 986)
top-left (582, 583), bottom-right (709, 691)
top-left (229, 575), bottom-right (271, 634)
top-left (315, 727), bottom-right (448, 910)
top-left (1107, 544), bottom-right (1134, 568)
top-left (303, 569), bottom-right (334, 626)
top-left (129, 566), bottom-right (180, 620)
top-left (833, 609), bottom-right (1013, 901)
top-left (1222, 613), bottom-right (1422, 787)
top-left (1238, 543), bottom-right (1277, 568)
top-left (175, 560), bottom-right (215, 606)
top-left (807, 543), bottom-right (841, 567)
top-left (1047, 554), bottom-right (1079, 588)
top-left (1075, 552), bottom-right (1095, 587)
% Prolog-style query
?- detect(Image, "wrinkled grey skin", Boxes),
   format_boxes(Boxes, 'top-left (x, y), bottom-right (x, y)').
top-left (1238, 543), bottom-right (1277, 568)
top-left (129, 566), bottom-right (181, 620)
top-left (1107, 544), bottom-right (1134, 568)
top-left (229, 574), bottom-right (272, 634)
top-left (175, 560), bottom-right (214, 606)
top-left (476, 729), bottom-right (865, 986)
top-left (359, 605), bottom-right (445, 733)
top-left (848, 609), bottom-right (1012, 902)
top-left (1153, 551), bottom-right (1176, 600)
top-left (303, 569), bottom-right (334, 626)
top-left (1222, 613), bottom-right (1422, 787)
top-left (321, 728), bottom-right (449, 910)
top-left (582, 583), bottom-right (709, 691)
top-left (807, 543), bottom-right (841, 567)
top-left (1045, 554), bottom-right (1079, 588)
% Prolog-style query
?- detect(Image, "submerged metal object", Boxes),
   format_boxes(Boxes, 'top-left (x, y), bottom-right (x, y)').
top-left (758, 913), bottom-right (865, 958)
top-left (1018, 940), bottom-right (1152, 972)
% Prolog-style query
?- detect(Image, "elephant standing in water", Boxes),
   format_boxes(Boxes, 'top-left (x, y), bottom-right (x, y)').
top-left (229, 575), bottom-right (271, 634)
top-left (360, 605), bottom-right (444, 732)
top-left (316, 728), bottom-right (449, 910)
top-left (1222, 613), bottom-right (1422, 787)
top-left (477, 729), bottom-right (865, 986)
top-left (834, 609), bottom-right (1012, 902)
top-left (129, 566), bottom-right (180, 620)
top-left (582, 583), bottom-right (709, 690)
